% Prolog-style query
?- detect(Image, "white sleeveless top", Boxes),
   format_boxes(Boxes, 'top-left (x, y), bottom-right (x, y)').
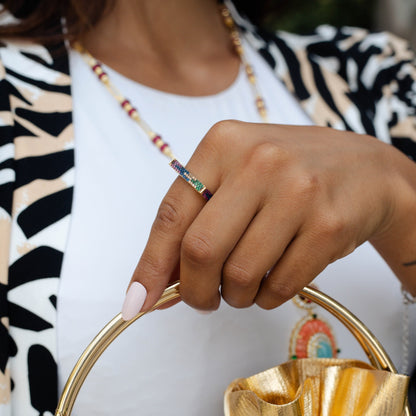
top-left (57, 38), bottom-right (412, 415)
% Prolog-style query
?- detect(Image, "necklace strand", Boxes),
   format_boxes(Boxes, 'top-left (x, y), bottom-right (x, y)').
top-left (74, 5), bottom-right (267, 200)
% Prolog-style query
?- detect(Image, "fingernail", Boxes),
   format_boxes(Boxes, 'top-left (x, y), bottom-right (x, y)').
top-left (196, 310), bottom-right (213, 315)
top-left (121, 282), bottom-right (147, 321)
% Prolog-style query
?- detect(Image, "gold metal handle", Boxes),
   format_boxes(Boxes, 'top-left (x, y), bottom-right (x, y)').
top-left (55, 283), bottom-right (411, 416)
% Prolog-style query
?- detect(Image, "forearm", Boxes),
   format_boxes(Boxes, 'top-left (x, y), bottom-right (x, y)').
top-left (370, 145), bottom-right (416, 295)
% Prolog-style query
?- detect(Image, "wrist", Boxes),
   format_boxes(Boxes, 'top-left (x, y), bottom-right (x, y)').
top-left (369, 144), bottom-right (416, 293)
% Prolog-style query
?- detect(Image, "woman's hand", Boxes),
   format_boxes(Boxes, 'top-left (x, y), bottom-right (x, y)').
top-left (123, 120), bottom-right (416, 317)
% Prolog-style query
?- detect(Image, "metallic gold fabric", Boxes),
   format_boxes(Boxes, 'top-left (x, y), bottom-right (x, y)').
top-left (224, 358), bottom-right (409, 415)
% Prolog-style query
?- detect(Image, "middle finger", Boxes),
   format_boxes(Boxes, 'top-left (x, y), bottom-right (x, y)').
top-left (179, 172), bottom-right (261, 310)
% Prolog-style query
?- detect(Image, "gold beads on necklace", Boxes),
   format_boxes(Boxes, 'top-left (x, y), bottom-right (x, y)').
top-left (220, 5), bottom-right (268, 122)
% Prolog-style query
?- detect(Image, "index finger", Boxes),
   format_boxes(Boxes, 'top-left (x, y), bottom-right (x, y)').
top-left (127, 156), bottom-right (220, 315)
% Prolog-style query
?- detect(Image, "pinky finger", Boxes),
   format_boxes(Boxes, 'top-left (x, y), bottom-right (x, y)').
top-left (254, 233), bottom-right (337, 310)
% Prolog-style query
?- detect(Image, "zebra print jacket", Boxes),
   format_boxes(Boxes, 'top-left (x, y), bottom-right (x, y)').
top-left (0, 4), bottom-right (415, 415)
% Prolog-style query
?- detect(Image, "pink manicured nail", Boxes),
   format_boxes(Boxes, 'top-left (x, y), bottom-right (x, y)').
top-left (121, 282), bottom-right (147, 321)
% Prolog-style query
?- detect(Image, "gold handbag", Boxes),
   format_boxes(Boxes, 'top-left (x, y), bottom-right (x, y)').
top-left (55, 283), bottom-right (411, 416)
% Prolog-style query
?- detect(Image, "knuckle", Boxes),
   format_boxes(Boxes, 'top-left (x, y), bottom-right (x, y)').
top-left (139, 252), bottom-right (170, 277)
top-left (181, 231), bottom-right (216, 266)
top-left (180, 285), bottom-right (219, 310)
top-left (267, 281), bottom-right (299, 304)
top-left (223, 261), bottom-right (254, 289)
top-left (206, 119), bottom-right (241, 141)
top-left (248, 142), bottom-right (287, 175)
top-left (319, 213), bottom-right (348, 239)
top-left (202, 120), bottom-right (244, 154)
top-left (292, 172), bottom-right (320, 198)
top-left (154, 197), bottom-right (184, 233)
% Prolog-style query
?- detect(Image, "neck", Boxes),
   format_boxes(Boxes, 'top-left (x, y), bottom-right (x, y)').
top-left (81, 0), bottom-right (240, 96)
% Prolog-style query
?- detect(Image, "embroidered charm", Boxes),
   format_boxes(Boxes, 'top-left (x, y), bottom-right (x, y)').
top-left (289, 288), bottom-right (339, 360)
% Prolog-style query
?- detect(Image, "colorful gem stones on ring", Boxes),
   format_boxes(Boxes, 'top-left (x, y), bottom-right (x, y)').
top-left (169, 160), bottom-right (213, 201)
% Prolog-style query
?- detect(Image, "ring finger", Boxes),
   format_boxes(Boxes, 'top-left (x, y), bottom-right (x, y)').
top-left (221, 202), bottom-right (304, 308)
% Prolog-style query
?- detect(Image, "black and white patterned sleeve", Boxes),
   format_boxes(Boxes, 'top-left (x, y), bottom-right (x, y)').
top-left (340, 28), bottom-right (416, 160)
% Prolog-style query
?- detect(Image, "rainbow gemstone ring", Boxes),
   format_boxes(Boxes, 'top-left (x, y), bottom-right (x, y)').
top-left (169, 159), bottom-right (213, 201)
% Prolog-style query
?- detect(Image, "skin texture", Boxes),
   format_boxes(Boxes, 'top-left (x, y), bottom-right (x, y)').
top-left (83, 0), bottom-right (416, 311)
top-left (82, 0), bottom-right (240, 96)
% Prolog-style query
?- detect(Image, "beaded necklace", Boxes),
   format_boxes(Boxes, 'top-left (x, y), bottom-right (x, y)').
top-left (73, 5), bottom-right (267, 201)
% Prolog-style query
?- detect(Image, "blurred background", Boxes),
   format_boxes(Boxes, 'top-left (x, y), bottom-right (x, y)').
top-left (264, 0), bottom-right (416, 49)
